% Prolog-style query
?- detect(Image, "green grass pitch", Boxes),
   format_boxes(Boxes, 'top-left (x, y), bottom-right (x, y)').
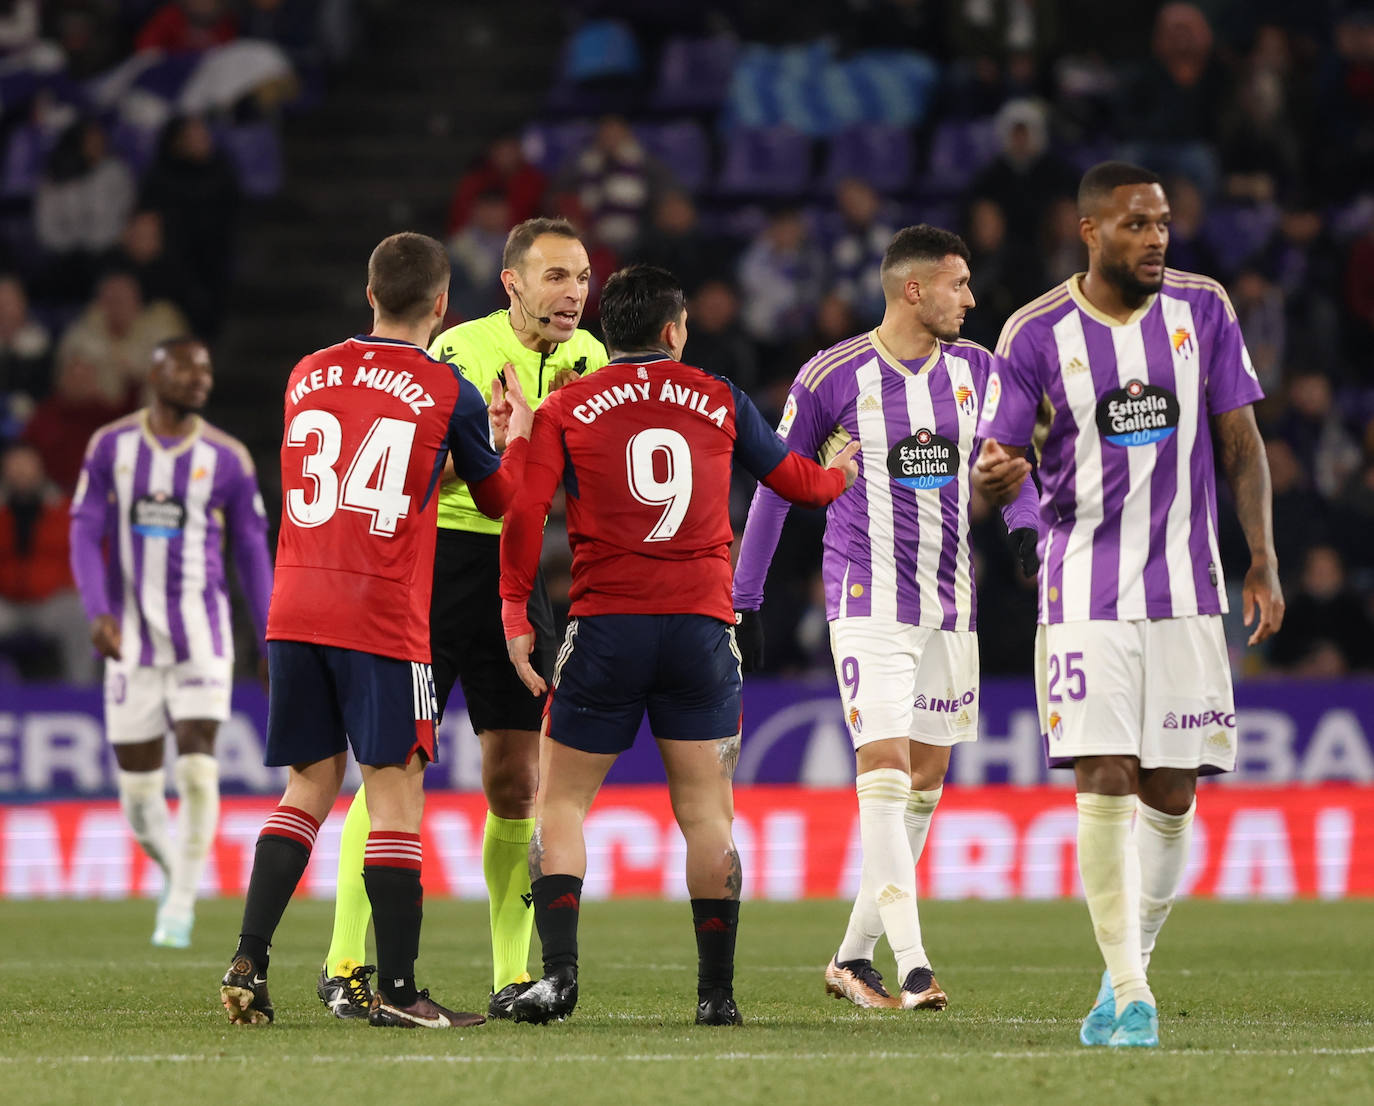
top-left (3, 897), bottom-right (1371, 1105)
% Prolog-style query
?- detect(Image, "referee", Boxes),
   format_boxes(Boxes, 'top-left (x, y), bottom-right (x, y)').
top-left (317, 218), bottom-right (607, 1020)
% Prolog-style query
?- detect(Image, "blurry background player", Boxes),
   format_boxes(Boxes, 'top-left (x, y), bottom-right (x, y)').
top-left (499, 265), bottom-right (860, 1027)
top-left (68, 337), bottom-right (272, 949)
top-left (975, 162), bottom-right (1284, 1049)
top-left (317, 217), bottom-right (607, 1021)
top-left (732, 225), bottom-right (1040, 1012)
top-left (218, 232), bottom-right (532, 1029)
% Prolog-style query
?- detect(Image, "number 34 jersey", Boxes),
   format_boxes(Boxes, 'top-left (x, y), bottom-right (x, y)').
top-left (267, 335), bottom-right (500, 662)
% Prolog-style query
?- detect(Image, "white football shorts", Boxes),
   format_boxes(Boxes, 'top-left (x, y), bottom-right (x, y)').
top-left (103, 656), bottom-right (234, 742)
top-left (829, 617), bottom-right (979, 749)
top-left (1036, 615), bottom-right (1236, 773)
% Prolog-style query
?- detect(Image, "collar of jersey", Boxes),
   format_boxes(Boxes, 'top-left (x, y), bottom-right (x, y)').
top-left (607, 353), bottom-right (672, 366)
top-left (351, 334), bottom-right (422, 348)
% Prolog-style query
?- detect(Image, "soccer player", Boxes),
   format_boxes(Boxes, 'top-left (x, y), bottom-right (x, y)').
top-left (732, 225), bottom-right (1041, 1011)
top-left (974, 162), bottom-right (1284, 1048)
top-left (69, 337), bottom-right (273, 949)
top-left (317, 217), bottom-right (608, 1020)
top-left (217, 232), bottom-right (532, 1028)
top-left (499, 264), bottom-right (860, 1027)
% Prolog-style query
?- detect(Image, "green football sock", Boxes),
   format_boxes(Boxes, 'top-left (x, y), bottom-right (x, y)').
top-left (323, 785), bottom-right (373, 976)
top-left (484, 811), bottom-right (536, 991)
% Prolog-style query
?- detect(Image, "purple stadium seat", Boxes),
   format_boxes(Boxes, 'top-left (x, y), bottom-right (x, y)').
top-left (633, 119), bottom-right (711, 193)
top-left (108, 119), bottom-right (160, 176)
top-left (520, 120), bottom-right (596, 176)
top-left (923, 117), bottom-right (999, 196)
top-left (216, 122), bottom-right (284, 198)
top-left (651, 36), bottom-right (738, 112)
top-left (716, 126), bottom-right (811, 198)
top-left (821, 124), bottom-right (913, 194)
top-left (1, 124), bottom-right (54, 198)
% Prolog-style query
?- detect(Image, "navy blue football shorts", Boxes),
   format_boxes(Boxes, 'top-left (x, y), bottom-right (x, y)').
top-left (546, 613), bottom-right (742, 755)
top-left (264, 641), bottom-right (438, 768)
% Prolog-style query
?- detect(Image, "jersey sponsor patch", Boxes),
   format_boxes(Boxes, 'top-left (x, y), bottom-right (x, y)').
top-left (777, 393), bottom-right (798, 438)
top-left (130, 492), bottom-right (187, 538)
top-left (888, 429), bottom-right (960, 489)
top-left (1095, 379), bottom-right (1179, 447)
top-left (980, 371), bottom-right (1002, 422)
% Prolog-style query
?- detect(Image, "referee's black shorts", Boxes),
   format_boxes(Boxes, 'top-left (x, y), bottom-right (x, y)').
top-left (430, 527), bottom-right (556, 734)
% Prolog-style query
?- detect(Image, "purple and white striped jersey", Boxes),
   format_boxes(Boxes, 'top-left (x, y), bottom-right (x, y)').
top-left (733, 330), bottom-right (1040, 632)
top-left (977, 270), bottom-right (1264, 625)
top-left (69, 410), bottom-right (274, 665)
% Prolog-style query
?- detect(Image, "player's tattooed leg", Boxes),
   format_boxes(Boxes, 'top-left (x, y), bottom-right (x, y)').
top-left (716, 735), bottom-right (741, 780)
top-left (529, 825), bottom-right (545, 881)
top-left (724, 847), bottom-right (742, 899)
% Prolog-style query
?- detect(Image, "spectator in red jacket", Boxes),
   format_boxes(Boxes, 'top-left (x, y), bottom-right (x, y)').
top-left (136, 0), bottom-right (238, 54)
top-left (0, 443), bottom-right (94, 682)
top-left (446, 135), bottom-right (547, 237)
top-left (23, 343), bottom-right (131, 495)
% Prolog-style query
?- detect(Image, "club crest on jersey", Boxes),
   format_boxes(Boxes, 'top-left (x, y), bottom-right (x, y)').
top-left (1170, 327), bottom-right (1196, 359)
top-left (130, 492), bottom-right (187, 538)
top-left (955, 383), bottom-right (977, 416)
top-left (1095, 379), bottom-right (1179, 447)
top-left (777, 393), bottom-right (798, 437)
top-left (888, 428), bottom-right (959, 489)
top-left (847, 706), bottom-right (862, 734)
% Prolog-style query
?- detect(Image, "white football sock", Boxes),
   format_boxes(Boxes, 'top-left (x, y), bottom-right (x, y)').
top-left (1137, 798), bottom-right (1195, 972)
top-left (1076, 792), bottom-right (1152, 1014)
top-left (854, 768), bottom-right (927, 982)
top-left (165, 754), bottom-right (220, 918)
top-left (905, 786), bottom-right (942, 863)
top-left (116, 768), bottom-right (172, 879)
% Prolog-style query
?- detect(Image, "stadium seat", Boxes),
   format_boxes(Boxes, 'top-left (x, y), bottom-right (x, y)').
top-left (560, 19), bottom-right (642, 83)
top-left (716, 126), bottom-right (812, 198)
top-left (217, 122), bottom-right (284, 198)
top-left (1202, 202), bottom-right (1281, 275)
top-left (923, 117), bottom-right (999, 196)
top-left (520, 119), bottom-right (596, 175)
top-left (820, 124), bottom-right (913, 194)
top-left (0, 124), bottom-right (52, 198)
top-left (633, 120), bottom-right (711, 193)
top-left (650, 36), bottom-right (738, 113)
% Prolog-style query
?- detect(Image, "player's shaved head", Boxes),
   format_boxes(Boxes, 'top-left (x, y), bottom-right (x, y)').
top-left (600, 265), bottom-right (685, 354)
top-left (1078, 161), bottom-right (1162, 218)
top-left (367, 232), bottom-right (449, 323)
top-left (880, 224), bottom-right (971, 298)
top-left (503, 217), bottom-right (581, 273)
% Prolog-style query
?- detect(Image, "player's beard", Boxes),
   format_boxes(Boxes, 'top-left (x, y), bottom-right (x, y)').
top-left (1101, 250), bottom-right (1164, 305)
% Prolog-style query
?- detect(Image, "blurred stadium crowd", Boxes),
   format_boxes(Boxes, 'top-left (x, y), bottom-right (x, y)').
top-left (2, 0), bottom-right (1373, 684)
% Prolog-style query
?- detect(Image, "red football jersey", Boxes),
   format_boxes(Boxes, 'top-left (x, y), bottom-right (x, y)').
top-left (268, 335), bottom-right (500, 661)
top-left (501, 356), bottom-right (841, 627)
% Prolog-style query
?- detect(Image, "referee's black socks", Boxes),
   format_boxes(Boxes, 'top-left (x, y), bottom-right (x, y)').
top-left (692, 898), bottom-right (740, 998)
top-left (531, 874), bottom-right (584, 973)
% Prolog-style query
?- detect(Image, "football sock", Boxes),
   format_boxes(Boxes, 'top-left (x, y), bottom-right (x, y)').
top-left (236, 805), bottom-right (320, 968)
top-left (165, 753), bottom-right (218, 919)
top-left (324, 785), bottom-right (373, 975)
top-left (1137, 798), bottom-right (1195, 972)
top-left (116, 767), bottom-right (172, 879)
top-left (484, 811), bottom-right (536, 991)
top-left (531, 873), bottom-right (583, 973)
top-left (905, 786), bottom-right (942, 863)
top-left (1075, 793), bottom-right (1152, 1013)
top-left (691, 898), bottom-right (740, 996)
top-left (364, 831), bottom-right (424, 1008)
top-left (857, 768), bottom-right (928, 982)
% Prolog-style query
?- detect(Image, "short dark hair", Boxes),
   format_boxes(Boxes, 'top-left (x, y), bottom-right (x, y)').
top-left (153, 335), bottom-right (205, 356)
top-left (599, 265), bottom-right (686, 354)
top-left (880, 224), bottom-right (971, 279)
top-left (1078, 161), bottom-right (1162, 216)
top-left (502, 216), bottom-right (581, 272)
top-left (367, 232), bottom-right (449, 322)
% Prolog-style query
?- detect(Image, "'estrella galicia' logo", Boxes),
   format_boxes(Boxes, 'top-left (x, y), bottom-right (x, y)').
top-left (888, 429), bottom-right (960, 489)
top-left (1096, 379), bottom-right (1179, 446)
top-left (130, 492), bottom-right (187, 538)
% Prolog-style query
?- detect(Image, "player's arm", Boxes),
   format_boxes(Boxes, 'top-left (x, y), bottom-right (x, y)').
top-left (1213, 404), bottom-right (1283, 646)
top-left (970, 355), bottom-right (1041, 571)
top-left (68, 437), bottom-right (119, 659)
top-left (223, 452), bottom-right (274, 642)
top-left (730, 381), bottom-right (858, 507)
top-left (973, 332), bottom-right (1042, 506)
top-left (430, 330), bottom-right (499, 483)
top-left (449, 368), bottom-right (532, 518)
top-left (499, 405), bottom-right (564, 696)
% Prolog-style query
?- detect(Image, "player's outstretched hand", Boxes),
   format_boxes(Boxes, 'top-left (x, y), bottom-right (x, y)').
top-left (489, 363), bottom-right (515, 450)
top-left (504, 366), bottom-right (534, 444)
top-left (828, 440), bottom-right (862, 490)
top-left (973, 439), bottom-right (1031, 505)
top-left (735, 610), bottom-right (764, 672)
top-left (507, 632), bottom-right (547, 696)
top-left (1242, 557), bottom-right (1285, 646)
top-left (91, 614), bottom-right (121, 660)
top-left (1009, 527), bottom-right (1039, 576)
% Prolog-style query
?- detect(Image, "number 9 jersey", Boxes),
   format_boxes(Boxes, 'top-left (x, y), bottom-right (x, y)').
top-left (267, 335), bottom-right (502, 662)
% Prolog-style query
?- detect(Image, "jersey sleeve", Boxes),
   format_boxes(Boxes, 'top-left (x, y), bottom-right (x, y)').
top-left (223, 449), bottom-right (273, 641)
top-left (732, 374), bottom-right (835, 611)
top-left (446, 368), bottom-right (502, 484)
top-left (978, 322), bottom-right (1043, 449)
top-left (499, 402), bottom-right (565, 638)
top-left (68, 432), bottom-right (114, 620)
top-left (1201, 288), bottom-right (1265, 415)
top-left (728, 381), bottom-right (791, 479)
top-left (968, 352), bottom-right (1042, 536)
